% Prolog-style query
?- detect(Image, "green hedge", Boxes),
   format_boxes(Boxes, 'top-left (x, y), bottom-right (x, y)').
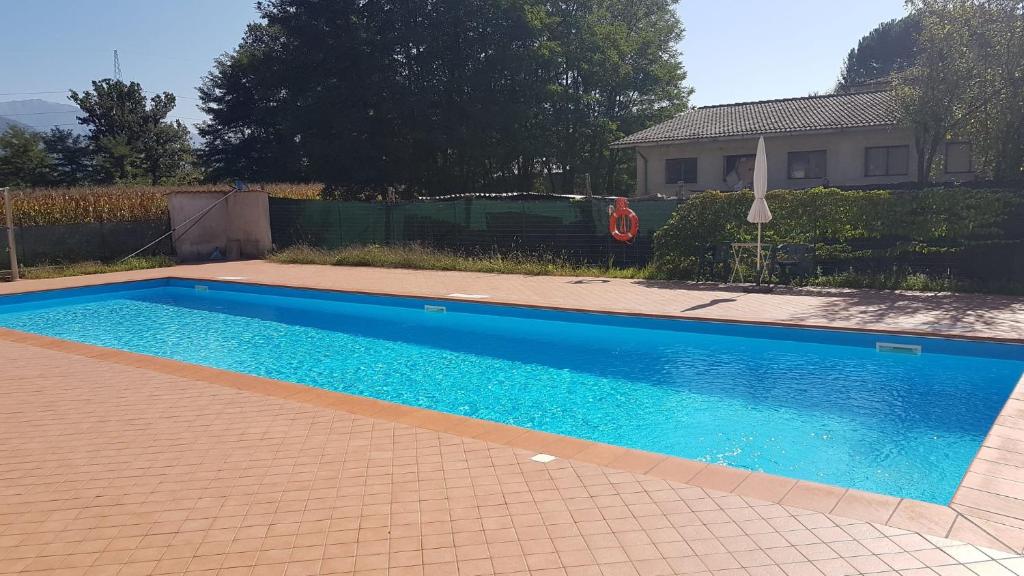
top-left (652, 187), bottom-right (1024, 286)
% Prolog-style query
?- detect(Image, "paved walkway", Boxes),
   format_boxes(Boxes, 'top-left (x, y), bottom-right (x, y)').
top-left (2, 263), bottom-right (1024, 576)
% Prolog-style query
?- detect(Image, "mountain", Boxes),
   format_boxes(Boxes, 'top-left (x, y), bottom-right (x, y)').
top-left (0, 116), bottom-right (32, 132)
top-left (0, 99), bottom-right (88, 135)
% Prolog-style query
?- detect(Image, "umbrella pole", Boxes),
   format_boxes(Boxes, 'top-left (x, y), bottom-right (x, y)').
top-left (756, 223), bottom-right (762, 279)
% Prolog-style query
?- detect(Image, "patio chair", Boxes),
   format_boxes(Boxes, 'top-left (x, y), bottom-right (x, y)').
top-left (699, 242), bottom-right (732, 281)
top-left (773, 243), bottom-right (817, 283)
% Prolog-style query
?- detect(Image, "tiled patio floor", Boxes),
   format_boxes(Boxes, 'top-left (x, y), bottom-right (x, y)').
top-left (2, 263), bottom-right (1024, 576)
top-left (2, 340), bottom-right (1022, 576)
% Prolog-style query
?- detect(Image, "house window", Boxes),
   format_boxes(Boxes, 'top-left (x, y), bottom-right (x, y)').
top-left (787, 150), bottom-right (827, 179)
top-left (945, 142), bottom-right (972, 173)
top-left (723, 154), bottom-right (755, 188)
top-left (865, 145), bottom-right (909, 176)
top-left (665, 157), bottom-right (697, 184)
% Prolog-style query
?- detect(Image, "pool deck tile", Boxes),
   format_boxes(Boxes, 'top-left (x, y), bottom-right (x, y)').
top-left (831, 491), bottom-right (902, 526)
top-left (889, 501), bottom-right (960, 536)
top-left (3, 262), bottom-right (1024, 571)
top-left (688, 464), bottom-right (752, 494)
top-left (0, 335), bottom-right (1022, 576)
top-left (734, 474), bottom-right (800, 504)
top-left (781, 483), bottom-right (849, 515)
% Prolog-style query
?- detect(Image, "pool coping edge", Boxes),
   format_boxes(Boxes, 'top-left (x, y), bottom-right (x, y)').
top-left (3, 272), bottom-right (1024, 345)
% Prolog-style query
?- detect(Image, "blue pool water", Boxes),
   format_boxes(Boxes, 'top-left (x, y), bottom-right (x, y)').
top-left (1, 279), bottom-right (1021, 503)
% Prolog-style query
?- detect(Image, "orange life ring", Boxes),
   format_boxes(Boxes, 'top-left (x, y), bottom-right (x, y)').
top-left (608, 197), bottom-right (639, 243)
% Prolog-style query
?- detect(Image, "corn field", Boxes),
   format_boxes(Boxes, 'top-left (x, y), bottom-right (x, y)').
top-left (0, 183), bottom-right (321, 227)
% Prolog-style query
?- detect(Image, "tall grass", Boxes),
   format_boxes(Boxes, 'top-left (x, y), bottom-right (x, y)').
top-left (269, 244), bottom-right (1019, 293)
top-left (270, 244), bottom-right (656, 279)
top-left (15, 256), bottom-right (174, 280)
top-left (0, 183), bottom-right (321, 226)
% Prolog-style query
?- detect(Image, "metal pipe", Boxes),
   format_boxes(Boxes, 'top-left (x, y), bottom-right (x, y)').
top-left (119, 185), bottom-right (242, 263)
top-left (635, 149), bottom-right (649, 197)
top-left (2, 188), bottom-right (18, 281)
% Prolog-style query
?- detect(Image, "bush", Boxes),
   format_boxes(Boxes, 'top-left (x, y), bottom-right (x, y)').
top-left (652, 187), bottom-right (1024, 288)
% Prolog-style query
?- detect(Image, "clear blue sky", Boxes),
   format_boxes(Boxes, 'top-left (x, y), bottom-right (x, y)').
top-left (679, 0), bottom-right (908, 106)
top-left (0, 0), bottom-right (909, 125)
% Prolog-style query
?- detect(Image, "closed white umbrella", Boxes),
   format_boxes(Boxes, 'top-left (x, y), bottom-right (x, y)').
top-left (747, 136), bottom-right (772, 274)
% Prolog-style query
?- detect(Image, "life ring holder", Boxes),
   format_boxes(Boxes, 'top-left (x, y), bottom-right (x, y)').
top-left (608, 197), bottom-right (639, 243)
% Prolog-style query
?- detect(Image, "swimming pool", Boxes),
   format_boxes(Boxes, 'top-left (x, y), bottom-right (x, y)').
top-left (1, 279), bottom-right (1021, 504)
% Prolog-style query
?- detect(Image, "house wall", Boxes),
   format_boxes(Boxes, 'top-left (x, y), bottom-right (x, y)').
top-left (631, 127), bottom-right (975, 197)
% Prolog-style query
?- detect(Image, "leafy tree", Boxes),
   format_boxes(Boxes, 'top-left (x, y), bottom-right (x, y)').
top-left (139, 120), bottom-right (197, 185)
top-left (837, 14), bottom-right (921, 90)
top-left (70, 79), bottom-right (196, 184)
top-left (0, 126), bottom-right (52, 187)
top-left (198, 0), bottom-right (691, 196)
top-left (198, 23), bottom-right (306, 182)
top-left (540, 0), bottom-right (691, 194)
top-left (42, 128), bottom-right (95, 186)
top-left (896, 0), bottom-right (1024, 181)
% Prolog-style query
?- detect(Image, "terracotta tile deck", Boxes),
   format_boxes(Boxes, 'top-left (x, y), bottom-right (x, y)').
top-left (2, 262), bottom-right (1024, 576)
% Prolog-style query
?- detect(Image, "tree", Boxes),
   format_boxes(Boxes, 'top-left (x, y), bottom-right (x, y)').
top-left (42, 128), bottom-right (94, 186)
top-left (198, 0), bottom-right (691, 196)
top-left (139, 120), bottom-right (197, 185)
top-left (198, 23), bottom-right (307, 183)
top-left (539, 0), bottom-right (691, 194)
top-left (837, 14), bottom-right (921, 91)
top-left (0, 126), bottom-right (52, 188)
top-left (895, 0), bottom-right (1024, 181)
top-left (70, 79), bottom-right (196, 184)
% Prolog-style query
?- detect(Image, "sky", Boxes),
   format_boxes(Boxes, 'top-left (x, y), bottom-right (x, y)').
top-left (0, 0), bottom-right (910, 126)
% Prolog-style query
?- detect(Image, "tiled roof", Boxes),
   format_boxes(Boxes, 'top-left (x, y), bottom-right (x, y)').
top-left (613, 90), bottom-right (897, 146)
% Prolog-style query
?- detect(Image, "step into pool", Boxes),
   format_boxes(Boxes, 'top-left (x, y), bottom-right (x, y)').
top-left (1, 279), bottom-right (1021, 504)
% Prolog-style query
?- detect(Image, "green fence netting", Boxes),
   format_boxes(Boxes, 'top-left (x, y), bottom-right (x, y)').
top-left (0, 219), bottom-right (173, 269)
top-left (269, 197), bottom-right (681, 267)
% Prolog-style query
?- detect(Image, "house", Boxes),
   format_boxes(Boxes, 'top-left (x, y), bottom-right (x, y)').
top-left (611, 90), bottom-right (975, 196)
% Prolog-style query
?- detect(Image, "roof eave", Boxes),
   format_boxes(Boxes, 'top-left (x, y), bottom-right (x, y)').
top-left (611, 123), bottom-right (902, 149)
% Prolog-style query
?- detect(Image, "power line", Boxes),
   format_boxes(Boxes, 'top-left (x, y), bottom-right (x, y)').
top-left (0, 91), bottom-right (69, 97)
top-left (1, 89), bottom-right (201, 100)
top-left (0, 111), bottom-right (79, 117)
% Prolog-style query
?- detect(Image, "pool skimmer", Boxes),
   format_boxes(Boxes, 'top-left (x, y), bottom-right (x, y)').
top-left (876, 342), bottom-right (922, 355)
top-left (531, 453), bottom-right (558, 463)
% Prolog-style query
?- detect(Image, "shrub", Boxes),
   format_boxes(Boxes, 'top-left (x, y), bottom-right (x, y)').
top-left (652, 187), bottom-right (1024, 286)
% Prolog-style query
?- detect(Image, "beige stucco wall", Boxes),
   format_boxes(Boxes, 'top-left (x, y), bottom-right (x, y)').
top-left (167, 190), bottom-right (272, 261)
top-left (630, 127), bottom-right (975, 197)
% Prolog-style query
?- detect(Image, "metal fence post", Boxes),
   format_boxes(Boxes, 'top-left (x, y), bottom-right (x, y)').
top-left (2, 188), bottom-right (18, 281)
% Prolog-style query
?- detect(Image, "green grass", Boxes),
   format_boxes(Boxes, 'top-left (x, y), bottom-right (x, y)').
top-left (16, 256), bottom-right (174, 280)
top-left (270, 244), bottom-right (656, 279)
top-left (797, 270), bottom-right (1023, 295)
top-left (798, 271), bottom-right (955, 292)
top-left (270, 244), bottom-right (1020, 294)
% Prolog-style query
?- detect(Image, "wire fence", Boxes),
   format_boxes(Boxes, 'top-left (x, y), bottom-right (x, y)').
top-left (269, 196), bottom-right (681, 267)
